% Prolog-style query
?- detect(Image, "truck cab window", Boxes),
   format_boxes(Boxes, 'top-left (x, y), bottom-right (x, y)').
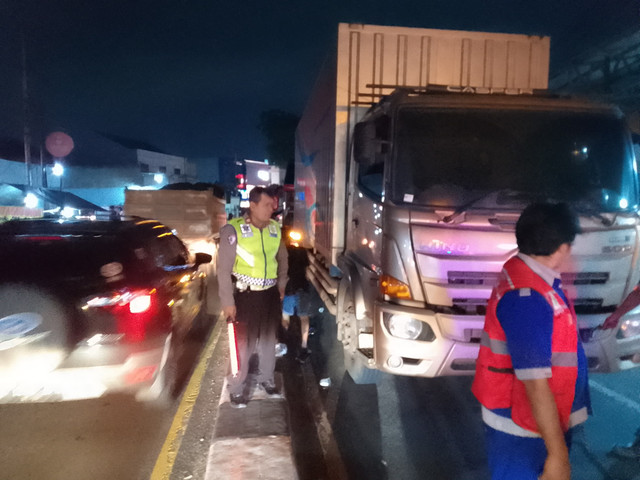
top-left (354, 116), bottom-right (389, 199)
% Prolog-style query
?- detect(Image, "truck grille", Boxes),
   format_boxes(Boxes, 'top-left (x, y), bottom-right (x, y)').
top-left (448, 271), bottom-right (501, 286)
top-left (561, 272), bottom-right (609, 285)
top-left (452, 298), bottom-right (488, 314)
top-left (448, 271), bottom-right (609, 286)
top-left (573, 298), bottom-right (604, 314)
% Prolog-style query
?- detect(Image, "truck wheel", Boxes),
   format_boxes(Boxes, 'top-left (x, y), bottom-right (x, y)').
top-left (0, 283), bottom-right (71, 395)
top-left (343, 347), bottom-right (381, 384)
top-left (337, 280), bottom-right (380, 385)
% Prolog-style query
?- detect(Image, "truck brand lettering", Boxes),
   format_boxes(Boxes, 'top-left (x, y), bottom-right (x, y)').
top-left (424, 240), bottom-right (471, 254)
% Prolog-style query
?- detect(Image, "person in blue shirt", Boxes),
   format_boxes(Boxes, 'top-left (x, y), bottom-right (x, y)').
top-left (473, 202), bottom-right (590, 480)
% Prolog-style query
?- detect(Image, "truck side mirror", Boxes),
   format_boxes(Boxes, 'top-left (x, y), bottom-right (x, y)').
top-left (353, 122), bottom-right (377, 167)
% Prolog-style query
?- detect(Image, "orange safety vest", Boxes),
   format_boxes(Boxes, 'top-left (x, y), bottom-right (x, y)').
top-left (472, 256), bottom-right (579, 434)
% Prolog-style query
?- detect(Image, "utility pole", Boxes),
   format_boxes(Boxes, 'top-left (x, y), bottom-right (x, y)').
top-left (22, 31), bottom-right (32, 186)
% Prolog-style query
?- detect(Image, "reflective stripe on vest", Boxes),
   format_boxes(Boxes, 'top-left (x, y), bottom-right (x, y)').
top-left (472, 256), bottom-right (579, 434)
top-left (480, 331), bottom-right (578, 368)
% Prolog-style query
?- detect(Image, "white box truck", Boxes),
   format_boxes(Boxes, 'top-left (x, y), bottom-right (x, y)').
top-left (294, 23), bottom-right (640, 382)
top-left (124, 187), bottom-right (226, 261)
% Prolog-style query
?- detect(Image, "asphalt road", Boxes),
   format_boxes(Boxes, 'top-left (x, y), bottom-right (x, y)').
top-left (302, 303), bottom-right (640, 480)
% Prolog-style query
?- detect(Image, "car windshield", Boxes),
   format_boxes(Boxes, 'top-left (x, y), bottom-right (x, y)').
top-left (391, 107), bottom-right (638, 212)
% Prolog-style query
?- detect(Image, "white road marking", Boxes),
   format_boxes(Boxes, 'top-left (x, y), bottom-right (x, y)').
top-left (589, 379), bottom-right (640, 415)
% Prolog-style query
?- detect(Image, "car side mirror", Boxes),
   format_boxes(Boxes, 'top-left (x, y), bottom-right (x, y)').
top-left (194, 252), bottom-right (212, 266)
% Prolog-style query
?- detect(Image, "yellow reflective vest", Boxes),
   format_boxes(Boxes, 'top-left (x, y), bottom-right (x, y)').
top-left (229, 217), bottom-right (281, 284)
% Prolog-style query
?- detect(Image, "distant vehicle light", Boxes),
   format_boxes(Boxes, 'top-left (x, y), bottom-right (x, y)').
top-left (24, 193), bottom-right (39, 209)
top-left (154, 173), bottom-right (164, 184)
top-left (52, 162), bottom-right (64, 176)
top-left (61, 207), bottom-right (75, 218)
top-left (620, 198), bottom-right (629, 209)
top-left (618, 318), bottom-right (640, 339)
top-left (288, 230), bottom-right (302, 242)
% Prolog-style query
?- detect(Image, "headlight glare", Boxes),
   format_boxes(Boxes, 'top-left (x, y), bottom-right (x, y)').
top-left (617, 318), bottom-right (640, 339)
top-left (387, 314), bottom-right (422, 340)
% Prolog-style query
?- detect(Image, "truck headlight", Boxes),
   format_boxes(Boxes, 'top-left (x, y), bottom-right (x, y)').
top-left (617, 319), bottom-right (640, 339)
top-left (383, 314), bottom-right (435, 341)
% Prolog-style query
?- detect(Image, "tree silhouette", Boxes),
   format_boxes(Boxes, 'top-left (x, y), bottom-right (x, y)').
top-left (258, 109), bottom-right (299, 171)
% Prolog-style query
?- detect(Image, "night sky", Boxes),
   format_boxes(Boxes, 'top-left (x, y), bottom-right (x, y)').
top-left (0, 0), bottom-right (638, 165)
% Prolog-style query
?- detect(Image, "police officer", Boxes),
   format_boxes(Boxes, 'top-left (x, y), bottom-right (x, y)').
top-left (217, 186), bottom-right (288, 408)
top-left (472, 202), bottom-right (590, 480)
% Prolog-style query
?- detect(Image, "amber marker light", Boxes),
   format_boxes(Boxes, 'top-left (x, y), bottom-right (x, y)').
top-left (380, 274), bottom-right (412, 299)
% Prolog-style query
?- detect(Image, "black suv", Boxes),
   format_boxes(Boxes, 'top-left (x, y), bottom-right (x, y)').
top-left (0, 217), bottom-right (211, 403)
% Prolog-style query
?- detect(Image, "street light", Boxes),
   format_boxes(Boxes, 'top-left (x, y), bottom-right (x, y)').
top-left (257, 169), bottom-right (270, 182)
top-left (52, 162), bottom-right (64, 177)
top-left (52, 162), bottom-right (64, 191)
top-left (24, 192), bottom-right (38, 209)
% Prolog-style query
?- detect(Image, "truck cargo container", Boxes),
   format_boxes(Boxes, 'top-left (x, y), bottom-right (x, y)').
top-left (124, 187), bottom-right (226, 262)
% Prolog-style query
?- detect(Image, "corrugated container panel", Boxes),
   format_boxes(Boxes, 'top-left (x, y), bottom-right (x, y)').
top-left (161, 219), bottom-right (212, 238)
top-left (125, 190), bottom-right (212, 206)
top-left (337, 23), bottom-right (550, 110)
top-left (124, 189), bottom-right (227, 237)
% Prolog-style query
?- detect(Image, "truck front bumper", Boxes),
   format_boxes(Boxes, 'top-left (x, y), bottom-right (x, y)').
top-left (373, 301), bottom-right (482, 377)
top-left (579, 313), bottom-right (640, 373)
top-left (373, 303), bottom-right (640, 377)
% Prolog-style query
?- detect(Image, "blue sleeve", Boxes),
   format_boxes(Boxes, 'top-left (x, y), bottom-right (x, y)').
top-left (496, 289), bottom-right (553, 380)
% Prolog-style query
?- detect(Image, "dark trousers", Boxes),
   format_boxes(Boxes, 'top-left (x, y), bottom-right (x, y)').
top-left (227, 286), bottom-right (281, 395)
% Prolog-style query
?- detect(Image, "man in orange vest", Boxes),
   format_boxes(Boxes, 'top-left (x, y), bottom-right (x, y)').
top-left (472, 202), bottom-right (590, 480)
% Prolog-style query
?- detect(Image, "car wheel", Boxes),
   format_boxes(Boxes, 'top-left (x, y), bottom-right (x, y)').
top-left (0, 283), bottom-right (71, 398)
top-left (190, 290), bottom-right (213, 339)
top-left (138, 333), bottom-right (182, 408)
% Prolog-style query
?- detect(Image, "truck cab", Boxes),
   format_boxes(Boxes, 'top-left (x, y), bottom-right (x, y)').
top-left (342, 88), bottom-right (640, 378)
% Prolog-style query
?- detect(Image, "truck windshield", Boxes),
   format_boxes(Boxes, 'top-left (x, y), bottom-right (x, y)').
top-left (392, 107), bottom-right (638, 212)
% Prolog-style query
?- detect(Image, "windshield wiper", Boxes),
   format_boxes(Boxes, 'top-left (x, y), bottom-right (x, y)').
top-left (441, 189), bottom-right (530, 224)
top-left (571, 199), bottom-right (616, 227)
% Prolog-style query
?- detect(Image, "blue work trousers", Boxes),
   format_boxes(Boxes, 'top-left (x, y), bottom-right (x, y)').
top-left (485, 425), bottom-right (573, 480)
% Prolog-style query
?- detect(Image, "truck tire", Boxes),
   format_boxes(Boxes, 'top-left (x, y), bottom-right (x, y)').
top-left (343, 347), bottom-right (381, 385)
top-left (0, 283), bottom-right (71, 398)
top-left (337, 280), bottom-right (380, 385)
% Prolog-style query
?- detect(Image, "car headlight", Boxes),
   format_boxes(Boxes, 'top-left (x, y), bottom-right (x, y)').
top-left (383, 314), bottom-right (435, 341)
top-left (617, 318), bottom-right (640, 339)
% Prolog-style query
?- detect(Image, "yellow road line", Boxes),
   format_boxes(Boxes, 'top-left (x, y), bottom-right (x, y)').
top-left (150, 317), bottom-right (225, 480)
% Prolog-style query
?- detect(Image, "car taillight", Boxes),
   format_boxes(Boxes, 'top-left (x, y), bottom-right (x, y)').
top-left (83, 289), bottom-right (167, 343)
top-left (129, 294), bottom-right (152, 314)
top-left (114, 290), bottom-right (159, 342)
